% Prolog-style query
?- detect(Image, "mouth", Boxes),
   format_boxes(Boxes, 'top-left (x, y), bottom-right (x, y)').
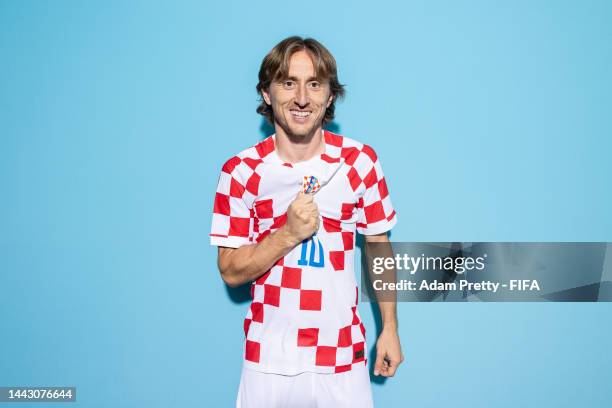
top-left (289, 109), bottom-right (312, 120)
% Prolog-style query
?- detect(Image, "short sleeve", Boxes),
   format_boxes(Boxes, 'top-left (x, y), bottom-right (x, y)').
top-left (356, 146), bottom-right (397, 235)
top-left (209, 157), bottom-right (255, 248)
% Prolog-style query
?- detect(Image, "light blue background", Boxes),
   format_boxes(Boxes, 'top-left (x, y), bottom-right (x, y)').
top-left (1, 0), bottom-right (611, 407)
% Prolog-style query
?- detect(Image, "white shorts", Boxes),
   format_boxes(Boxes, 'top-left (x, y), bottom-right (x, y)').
top-left (235, 364), bottom-right (374, 408)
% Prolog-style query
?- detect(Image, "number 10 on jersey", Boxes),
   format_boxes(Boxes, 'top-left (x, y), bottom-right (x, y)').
top-left (298, 235), bottom-right (325, 268)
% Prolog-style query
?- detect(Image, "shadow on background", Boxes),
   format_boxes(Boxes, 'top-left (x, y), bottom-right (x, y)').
top-left (225, 282), bottom-right (252, 304)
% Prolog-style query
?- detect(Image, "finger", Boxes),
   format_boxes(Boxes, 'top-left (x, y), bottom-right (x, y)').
top-left (303, 201), bottom-right (316, 210)
top-left (384, 366), bottom-right (397, 377)
top-left (384, 359), bottom-right (400, 377)
top-left (305, 209), bottom-right (319, 220)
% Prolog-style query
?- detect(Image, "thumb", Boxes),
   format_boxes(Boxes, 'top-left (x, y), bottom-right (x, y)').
top-left (297, 190), bottom-right (313, 202)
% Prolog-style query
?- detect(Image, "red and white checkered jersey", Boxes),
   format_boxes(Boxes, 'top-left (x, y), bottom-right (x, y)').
top-left (210, 129), bottom-right (397, 375)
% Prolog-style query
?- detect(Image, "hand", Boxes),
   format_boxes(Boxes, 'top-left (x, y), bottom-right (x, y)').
top-left (283, 191), bottom-right (320, 243)
top-left (374, 328), bottom-right (404, 377)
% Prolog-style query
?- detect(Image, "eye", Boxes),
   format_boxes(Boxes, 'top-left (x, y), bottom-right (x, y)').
top-left (309, 81), bottom-right (321, 89)
top-left (282, 80), bottom-right (295, 88)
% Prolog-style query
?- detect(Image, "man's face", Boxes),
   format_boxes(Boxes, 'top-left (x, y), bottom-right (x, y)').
top-left (262, 50), bottom-right (334, 139)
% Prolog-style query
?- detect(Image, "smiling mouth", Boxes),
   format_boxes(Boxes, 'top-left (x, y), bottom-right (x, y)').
top-left (290, 109), bottom-right (311, 118)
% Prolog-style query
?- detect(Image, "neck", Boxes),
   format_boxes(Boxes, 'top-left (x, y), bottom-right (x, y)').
top-left (274, 125), bottom-right (325, 164)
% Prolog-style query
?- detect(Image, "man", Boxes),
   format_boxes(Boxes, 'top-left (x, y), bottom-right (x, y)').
top-left (210, 36), bottom-right (403, 407)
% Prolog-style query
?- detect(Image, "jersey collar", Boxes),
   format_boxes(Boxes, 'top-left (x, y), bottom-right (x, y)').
top-left (262, 129), bottom-right (341, 167)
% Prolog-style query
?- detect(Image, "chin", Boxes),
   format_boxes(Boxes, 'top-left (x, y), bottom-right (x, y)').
top-left (291, 126), bottom-right (316, 138)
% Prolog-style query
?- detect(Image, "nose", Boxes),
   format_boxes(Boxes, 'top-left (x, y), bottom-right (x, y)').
top-left (294, 83), bottom-right (309, 108)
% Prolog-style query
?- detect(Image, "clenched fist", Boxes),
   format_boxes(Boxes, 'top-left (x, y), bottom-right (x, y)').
top-left (284, 191), bottom-right (320, 243)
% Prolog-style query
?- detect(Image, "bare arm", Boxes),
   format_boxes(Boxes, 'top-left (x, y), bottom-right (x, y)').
top-left (364, 232), bottom-right (404, 377)
top-left (218, 191), bottom-right (320, 287)
top-left (218, 226), bottom-right (299, 287)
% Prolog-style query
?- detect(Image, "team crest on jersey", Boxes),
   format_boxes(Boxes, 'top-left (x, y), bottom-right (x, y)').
top-left (302, 175), bottom-right (321, 194)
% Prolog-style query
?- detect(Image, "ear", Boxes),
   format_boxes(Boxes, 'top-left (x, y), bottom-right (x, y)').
top-left (262, 88), bottom-right (272, 105)
top-left (326, 93), bottom-right (334, 108)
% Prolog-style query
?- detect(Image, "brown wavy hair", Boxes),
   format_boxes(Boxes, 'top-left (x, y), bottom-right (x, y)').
top-left (256, 36), bottom-right (345, 125)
